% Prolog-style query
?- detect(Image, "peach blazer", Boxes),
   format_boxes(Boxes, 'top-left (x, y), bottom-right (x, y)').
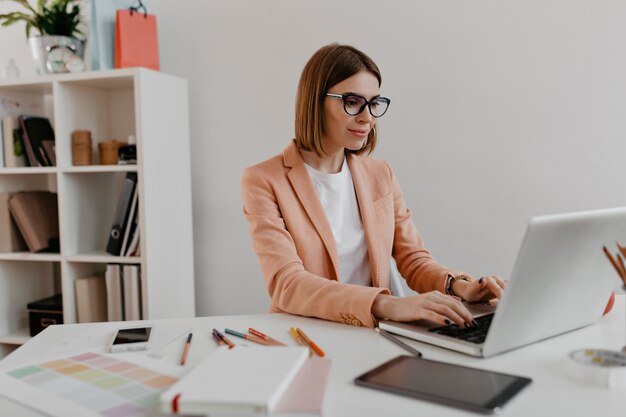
top-left (241, 140), bottom-right (462, 327)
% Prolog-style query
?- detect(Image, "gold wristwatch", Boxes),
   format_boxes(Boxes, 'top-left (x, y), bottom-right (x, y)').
top-left (445, 274), bottom-right (473, 297)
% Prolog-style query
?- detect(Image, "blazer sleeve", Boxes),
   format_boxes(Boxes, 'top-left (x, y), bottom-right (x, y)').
top-left (387, 162), bottom-right (466, 294)
top-left (241, 166), bottom-right (388, 328)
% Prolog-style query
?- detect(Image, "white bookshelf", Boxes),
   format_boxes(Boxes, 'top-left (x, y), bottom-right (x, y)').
top-left (0, 69), bottom-right (195, 357)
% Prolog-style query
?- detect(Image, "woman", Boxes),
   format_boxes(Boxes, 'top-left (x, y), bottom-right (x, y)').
top-left (241, 43), bottom-right (505, 328)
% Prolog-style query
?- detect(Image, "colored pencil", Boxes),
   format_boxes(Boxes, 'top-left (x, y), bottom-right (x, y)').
top-left (212, 331), bottom-right (225, 346)
top-left (617, 254), bottom-right (626, 285)
top-left (289, 327), bottom-right (313, 357)
top-left (296, 327), bottom-right (325, 357)
top-left (180, 333), bottom-right (192, 365)
top-left (603, 246), bottom-right (624, 280)
top-left (248, 327), bottom-right (286, 346)
top-left (616, 242), bottom-right (626, 259)
top-left (225, 328), bottom-right (272, 345)
top-left (212, 329), bottom-right (235, 349)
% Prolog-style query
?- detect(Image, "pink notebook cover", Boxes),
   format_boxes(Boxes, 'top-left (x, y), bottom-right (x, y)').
top-left (274, 358), bottom-right (332, 414)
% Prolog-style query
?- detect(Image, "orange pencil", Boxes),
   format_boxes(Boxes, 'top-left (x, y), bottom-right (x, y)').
top-left (180, 333), bottom-right (192, 365)
top-left (603, 246), bottom-right (624, 280)
top-left (296, 327), bottom-right (325, 357)
top-left (616, 242), bottom-right (626, 259)
top-left (289, 327), bottom-right (313, 357)
top-left (616, 254), bottom-right (626, 285)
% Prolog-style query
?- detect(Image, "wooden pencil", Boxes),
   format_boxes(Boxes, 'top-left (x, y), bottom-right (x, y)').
top-left (603, 246), bottom-right (625, 280)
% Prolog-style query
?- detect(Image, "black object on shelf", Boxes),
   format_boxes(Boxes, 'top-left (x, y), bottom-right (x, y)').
top-left (118, 144), bottom-right (137, 164)
top-left (27, 294), bottom-right (63, 336)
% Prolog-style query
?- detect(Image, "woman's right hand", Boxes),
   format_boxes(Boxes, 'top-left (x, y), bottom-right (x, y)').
top-left (372, 291), bottom-right (476, 328)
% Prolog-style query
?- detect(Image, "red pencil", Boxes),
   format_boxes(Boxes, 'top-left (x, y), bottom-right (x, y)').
top-left (248, 328), bottom-right (286, 346)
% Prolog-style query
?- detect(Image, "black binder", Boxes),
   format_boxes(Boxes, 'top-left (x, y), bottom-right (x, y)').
top-left (106, 173), bottom-right (138, 255)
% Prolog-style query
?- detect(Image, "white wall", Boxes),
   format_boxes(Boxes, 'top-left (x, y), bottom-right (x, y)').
top-left (2, 1), bottom-right (626, 316)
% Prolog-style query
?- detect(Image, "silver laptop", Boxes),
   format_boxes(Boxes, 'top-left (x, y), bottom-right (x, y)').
top-left (380, 207), bottom-right (625, 357)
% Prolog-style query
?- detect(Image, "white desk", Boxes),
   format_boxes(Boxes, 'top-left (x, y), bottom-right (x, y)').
top-left (1, 296), bottom-right (624, 417)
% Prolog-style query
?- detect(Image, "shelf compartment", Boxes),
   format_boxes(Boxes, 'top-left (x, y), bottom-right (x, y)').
top-left (54, 77), bottom-right (135, 167)
top-left (59, 171), bottom-right (134, 255)
top-left (0, 261), bottom-right (56, 346)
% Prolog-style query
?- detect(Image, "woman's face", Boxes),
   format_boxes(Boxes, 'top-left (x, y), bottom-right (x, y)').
top-left (322, 70), bottom-right (380, 154)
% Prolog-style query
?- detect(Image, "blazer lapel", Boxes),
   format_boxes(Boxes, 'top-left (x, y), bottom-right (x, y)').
top-left (348, 154), bottom-right (382, 288)
top-left (283, 142), bottom-right (341, 280)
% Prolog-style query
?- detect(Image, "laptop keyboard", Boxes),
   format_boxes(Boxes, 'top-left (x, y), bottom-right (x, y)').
top-left (428, 313), bottom-right (494, 344)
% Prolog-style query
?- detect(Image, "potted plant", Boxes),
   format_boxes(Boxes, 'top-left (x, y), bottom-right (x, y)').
top-left (0, 0), bottom-right (86, 74)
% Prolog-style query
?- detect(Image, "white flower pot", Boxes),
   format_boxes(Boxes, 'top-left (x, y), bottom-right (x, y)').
top-left (29, 35), bottom-right (85, 75)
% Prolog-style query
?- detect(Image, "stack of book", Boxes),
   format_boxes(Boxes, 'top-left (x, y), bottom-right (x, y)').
top-left (106, 172), bottom-right (140, 257)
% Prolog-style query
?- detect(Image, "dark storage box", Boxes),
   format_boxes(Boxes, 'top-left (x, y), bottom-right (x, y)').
top-left (27, 294), bottom-right (63, 336)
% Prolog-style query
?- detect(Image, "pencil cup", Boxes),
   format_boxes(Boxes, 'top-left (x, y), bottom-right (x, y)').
top-left (71, 130), bottom-right (92, 165)
top-left (98, 140), bottom-right (125, 165)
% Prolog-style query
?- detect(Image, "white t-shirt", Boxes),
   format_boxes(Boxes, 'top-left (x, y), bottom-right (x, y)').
top-left (304, 159), bottom-right (372, 286)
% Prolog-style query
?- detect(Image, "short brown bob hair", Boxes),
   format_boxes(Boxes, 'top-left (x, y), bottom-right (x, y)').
top-left (295, 43), bottom-right (382, 157)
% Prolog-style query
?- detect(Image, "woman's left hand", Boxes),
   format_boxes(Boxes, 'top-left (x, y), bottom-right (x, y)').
top-left (452, 275), bottom-right (506, 303)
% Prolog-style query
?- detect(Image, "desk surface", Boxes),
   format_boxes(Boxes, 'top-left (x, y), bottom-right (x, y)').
top-left (1, 296), bottom-right (625, 417)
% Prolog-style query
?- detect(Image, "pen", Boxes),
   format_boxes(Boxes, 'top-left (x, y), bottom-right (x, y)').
top-left (295, 327), bottom-right (325, 357)
top-left (248, 328), bottom-right (286, 346)
top-left (225, 328), bottom-right (271, 346)
top-left (212, 329), bottom-right (235, 349)
top-left (289, 327), bottom-right (313, 357)
top-left (375, 327), bottom-right (423, 358)
top-left (180, 332), bottom-right (192, 365)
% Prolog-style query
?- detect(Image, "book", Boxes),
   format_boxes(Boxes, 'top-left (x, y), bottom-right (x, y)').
top-left (119, 187), bottom-right (138, 256)
top-left (125, 224), bottom-right (140, 257)
top-left (271, 358), bottom-right (331, 417)
top-left (0, 193), bottom-right (28, 252)
top-left (160, 347), bottom-right (309, 415)
top-left (106, 172), bottom-right (138, 255)
top-left (18, 116), bottom-right (56, 167)
top-left (75, 275), bottom-right (108, 323)
top-left (122, 264), bottom-right (141, 321)
top-left (105, 264), bottom-right (124, 321)
top-left (7, 191), bottom-right (59, 253)
top-left (2, 116), bottom-right (26, 167)
top-left (192, 358), bottom-right (332, 417)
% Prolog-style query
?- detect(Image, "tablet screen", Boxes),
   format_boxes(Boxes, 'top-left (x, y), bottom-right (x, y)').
top-left (355, 355), bottom-right (531, 414)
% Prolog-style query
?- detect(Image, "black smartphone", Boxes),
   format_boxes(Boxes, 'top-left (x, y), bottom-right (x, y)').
top-left (355, 355), bottom-right (531, 414)
top-left (109, 327), bottom-right (153, 353)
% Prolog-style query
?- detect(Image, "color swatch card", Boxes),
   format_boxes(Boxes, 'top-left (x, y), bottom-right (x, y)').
top-left (1, 351), bottom-right (180, 417)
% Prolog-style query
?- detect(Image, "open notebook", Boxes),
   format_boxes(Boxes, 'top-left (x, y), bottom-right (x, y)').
top-left (160, 346), bottom-right (327, 415)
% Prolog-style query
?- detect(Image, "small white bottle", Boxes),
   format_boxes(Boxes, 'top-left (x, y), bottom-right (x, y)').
top-left (5, 59), bottom-right (19, 79)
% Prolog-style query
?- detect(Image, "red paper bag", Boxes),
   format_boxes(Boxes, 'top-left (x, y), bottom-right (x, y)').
top-left (114, 9), bottom-right (160, 71)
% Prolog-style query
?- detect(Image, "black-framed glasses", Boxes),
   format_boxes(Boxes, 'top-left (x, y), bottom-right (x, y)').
top-left (326, 93), bottom-right (391, 118)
